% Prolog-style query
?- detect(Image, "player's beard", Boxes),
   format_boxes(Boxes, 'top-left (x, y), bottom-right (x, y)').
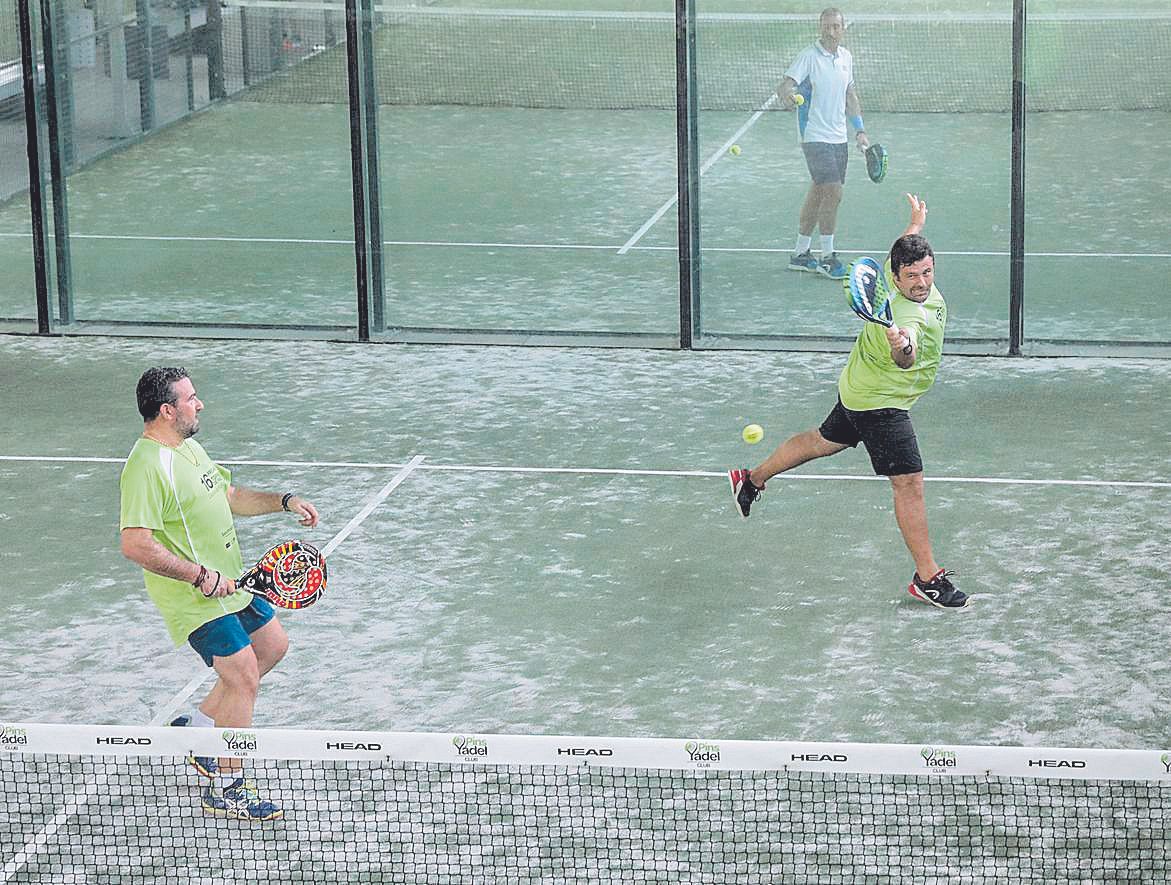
top-left (177, 415), bottom-right (200, 439)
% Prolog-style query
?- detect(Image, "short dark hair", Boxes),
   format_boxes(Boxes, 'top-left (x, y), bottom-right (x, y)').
top-left (890, 234), bottom-right (934, 276)
top-left (136, 367), bottom-right (189, 420)
top-left (821, 7), bottom-right (844, 24)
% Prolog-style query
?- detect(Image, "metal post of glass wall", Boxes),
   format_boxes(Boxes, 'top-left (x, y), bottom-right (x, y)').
top-left (344, 0), bottom-right (371, 341)
top-left (38, 0), bottom-right (74, 325)
top-left (1008, 0), bottom-right (1026, 356)
top-left (358, 0), bottom-right (385, 334)
top-left (205, 0), bottom-right (225, 100)
top-left (16, 0), bottom-right (53, 334)
top-left (674, 0), bottom-right (700, 349)
top-left (133, 0), bottom-right (156, 131)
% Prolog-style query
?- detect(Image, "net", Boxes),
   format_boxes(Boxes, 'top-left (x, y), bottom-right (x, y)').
top-left (214, 3), bottom-right (1171, 112)
top-left (3, 722), bottom-right (1171, 882)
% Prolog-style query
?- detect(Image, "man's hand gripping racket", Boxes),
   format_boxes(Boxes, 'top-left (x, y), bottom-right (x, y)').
top-left (845, 256), bottom-right (915, 357)
top-left (237, 540), bottom-right (328, 609)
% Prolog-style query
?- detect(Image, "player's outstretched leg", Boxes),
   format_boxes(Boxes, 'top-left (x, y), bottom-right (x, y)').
top-left (728, 468), bottom-right (764, 519)
top-left (908, 569), bottom-right (970, 609)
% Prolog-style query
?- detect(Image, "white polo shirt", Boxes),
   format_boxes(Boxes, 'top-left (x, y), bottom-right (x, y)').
top-left (784, 41), bottom-right (855, 144)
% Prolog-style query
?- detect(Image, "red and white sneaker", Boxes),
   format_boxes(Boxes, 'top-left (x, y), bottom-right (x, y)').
top-left (728, 468), bottom-right (763, 519)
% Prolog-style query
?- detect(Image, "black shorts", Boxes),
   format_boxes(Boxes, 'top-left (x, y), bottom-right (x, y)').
top-left (819, 398), bottom-right (923, 476)
top-left (801, 142), bottom-right (849, 185)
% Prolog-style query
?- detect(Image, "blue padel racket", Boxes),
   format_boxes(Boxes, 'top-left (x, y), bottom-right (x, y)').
top-left (238, 540), bottom-right (327, 610)
top-left (845, 257), bottom-right (894, 327)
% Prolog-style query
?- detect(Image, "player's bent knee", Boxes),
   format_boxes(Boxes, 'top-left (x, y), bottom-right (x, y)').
top-left (214, 647), bottom-right (261, 695)
top-left (251, 619), bottom-right (289, 672)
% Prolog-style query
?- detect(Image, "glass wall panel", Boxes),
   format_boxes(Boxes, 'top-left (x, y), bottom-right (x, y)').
top-left (695, 1), bottom-right (1012, 350)
top-left (1023, 3), bottom-right (1171, 352)
top-left (57, 0), bottom-right (358, 333)
top-left (367, 1), bottom-right (680, 344)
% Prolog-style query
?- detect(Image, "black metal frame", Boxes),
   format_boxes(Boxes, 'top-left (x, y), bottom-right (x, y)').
top-left (674, 0), bottom-right (700, 349)
top-left (16, 0), bottom-right (51, 334)
top-left (1008, 0), bottom-right (1026, 356)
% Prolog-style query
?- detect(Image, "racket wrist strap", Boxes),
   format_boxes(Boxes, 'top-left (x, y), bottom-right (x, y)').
top-left (192, 565), bottom-right (207, 589)
top-left (281, 493), bottom-right (294, 512)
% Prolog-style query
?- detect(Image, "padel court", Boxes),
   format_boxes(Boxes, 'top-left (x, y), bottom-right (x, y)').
top-left (3, 1), bottom-right (1171, 880)
top-left (2, 335), bottom-right (1169, 746)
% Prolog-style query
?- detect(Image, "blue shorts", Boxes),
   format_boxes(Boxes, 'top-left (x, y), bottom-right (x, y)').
top-left (802, 141), bottom-right (849, 185)
top-left (187, 597), bottom-right (276, 668)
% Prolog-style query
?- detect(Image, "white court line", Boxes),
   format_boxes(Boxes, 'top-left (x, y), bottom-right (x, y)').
top-left (618, 94), bottom-right (778, 255)
top-left (2, 456), bottom-right (427, 883)
top-left (0, 787), bottom-right (99, 883)
top-left (0, 231), bottom-right (1167, 260)
top-left (0, 454), bottom-right (1167, 488)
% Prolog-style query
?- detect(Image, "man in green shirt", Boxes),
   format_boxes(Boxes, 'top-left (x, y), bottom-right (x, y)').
top-left (120, 367), bottom-right (321, 819)
top-left (728, 194), bottom-right (968, 609)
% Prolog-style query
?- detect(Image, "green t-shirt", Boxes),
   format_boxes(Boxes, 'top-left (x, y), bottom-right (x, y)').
top-left (119, 437), bottom-right (250, 646)
top-left (839, 267), bottom-right (947, 411)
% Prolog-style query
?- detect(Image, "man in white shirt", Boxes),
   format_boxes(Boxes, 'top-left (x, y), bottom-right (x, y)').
top-left (778, 7), bottom-right (871, 280)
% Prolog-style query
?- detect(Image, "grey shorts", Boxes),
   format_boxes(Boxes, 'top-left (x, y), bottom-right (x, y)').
top-left (801, 142), bottom-right (849, 185)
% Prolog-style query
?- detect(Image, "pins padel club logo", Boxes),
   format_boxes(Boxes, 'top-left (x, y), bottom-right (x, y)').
top-left (0, 725), bottom-right (28, 749)
top-left (221, 729), bottom-right (258, 753)
top-left (452, 735), bottom-right (489, 758)
top-left (684, 741), bottom-right (720, 765)
top-left (920, 747), bottom-right (958, 769)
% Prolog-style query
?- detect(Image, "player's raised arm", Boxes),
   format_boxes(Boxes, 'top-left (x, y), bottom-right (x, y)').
top-left (902, 193), bottom-right (928, 236)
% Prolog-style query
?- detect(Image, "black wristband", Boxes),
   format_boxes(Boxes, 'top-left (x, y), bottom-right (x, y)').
top-left (281, 493), bottom-right (294, 512)
top-left (202, 570), bottom-right (221, 597)
top-left (192, 565), bottom-right (208, 589)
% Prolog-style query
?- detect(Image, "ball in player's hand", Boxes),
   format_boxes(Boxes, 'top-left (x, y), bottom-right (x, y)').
top-left (792, 94), bottom-right (805, 106)
top-left (729, 144), bottom-right (741, 156)
top-left (742, 424), bottom-right (764, 444)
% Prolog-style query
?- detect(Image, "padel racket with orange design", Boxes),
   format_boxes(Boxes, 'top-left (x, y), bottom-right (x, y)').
top-left (238, 540), bottom-right (327, 609)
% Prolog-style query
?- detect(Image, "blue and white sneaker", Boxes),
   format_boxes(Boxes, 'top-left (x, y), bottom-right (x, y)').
top-left (201, 778), bottom-right (284, 821)
top-left (788, 251), bottom-right (819, 273)
top-left (818, 252), bottom-right (847, 280)
top-left (169, 715), bottom-right (218, 779)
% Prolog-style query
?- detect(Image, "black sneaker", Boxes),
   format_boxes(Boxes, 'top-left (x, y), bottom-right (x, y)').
top-left (908, 570), bottom-right (970, 609)
top-left (728, 468), bottom-right (763, 519)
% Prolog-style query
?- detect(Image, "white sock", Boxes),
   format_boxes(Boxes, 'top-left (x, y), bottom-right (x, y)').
top-left (192, 710), bottom-right (214, 728)
top-left (820, 235), bottom-right (835, 256)
top-left (795, 235), bottom-right (812, 254)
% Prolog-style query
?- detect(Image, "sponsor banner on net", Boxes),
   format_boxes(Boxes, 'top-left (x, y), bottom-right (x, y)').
top-left (6, 724), bottom-right (1171, 782)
